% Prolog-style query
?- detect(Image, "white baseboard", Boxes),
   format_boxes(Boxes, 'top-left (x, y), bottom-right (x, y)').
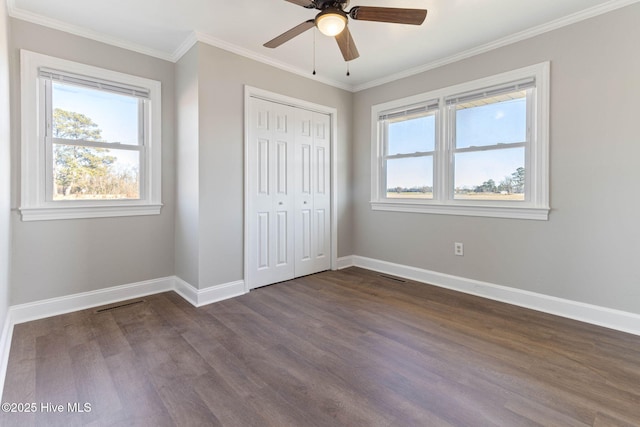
top-left (174, 277), bottom-right (246, 307)
top-left (336, 255), bottom-right (355, 270)
top-left (9, 276), bottom-right (248, 326)
top-left (9, 277), bottom-right (175, 325)
top-left (350, 255), bottom-right (640, 337)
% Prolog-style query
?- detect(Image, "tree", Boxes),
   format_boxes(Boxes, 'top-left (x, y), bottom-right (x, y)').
top-left (53, 108), bottom-right (102, 140)
top-left (498, 176), bottom-right (513, 194)
top-left (53, 108), bottom-right (116, 197)
top-left (419, 185), bottom-right (433, 194)
top-left (475, 179), bottom-right (497, 193)
top-left (511, 167), bottom-right (525, 194)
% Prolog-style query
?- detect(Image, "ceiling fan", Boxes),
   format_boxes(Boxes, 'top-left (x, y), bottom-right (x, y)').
top-left (264, 0), bottom-right (428, 62)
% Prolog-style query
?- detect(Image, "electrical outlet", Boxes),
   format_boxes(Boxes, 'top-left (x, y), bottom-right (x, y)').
top-left (454, 242), bottom-right (464, 256)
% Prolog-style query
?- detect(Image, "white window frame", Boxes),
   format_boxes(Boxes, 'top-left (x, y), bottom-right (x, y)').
top-left (371, 62), bottom-right (550, 220)
top-left (20, 49), bottom-right (162, 221)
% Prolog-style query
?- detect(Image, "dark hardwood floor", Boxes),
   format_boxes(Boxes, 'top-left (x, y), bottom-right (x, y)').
top-left (2, 267), bottom-right (640, 426)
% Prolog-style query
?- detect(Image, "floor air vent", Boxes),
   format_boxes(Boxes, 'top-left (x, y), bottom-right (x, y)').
top-left (94, 299), bottom-right (146, 313)
top-left (378, 274), bottom-right (407, 283)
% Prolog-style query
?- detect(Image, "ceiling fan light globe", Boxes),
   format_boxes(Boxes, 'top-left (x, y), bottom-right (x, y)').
top-left (316, 12), bottom-right (347, 36)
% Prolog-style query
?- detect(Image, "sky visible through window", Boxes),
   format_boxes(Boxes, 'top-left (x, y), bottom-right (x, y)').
top-left (51, 82), bottom-right (142, 200)
top-left (387, 96), bottom-right (526, 191)
top-left (52, 82), bottom-right (140, 170)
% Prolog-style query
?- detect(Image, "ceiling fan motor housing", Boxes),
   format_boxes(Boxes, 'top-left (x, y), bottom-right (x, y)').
top-left (311, 0), bottom-right (350, 10)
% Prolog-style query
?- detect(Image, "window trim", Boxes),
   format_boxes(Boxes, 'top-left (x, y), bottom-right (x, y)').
top-left (370, 62), bottom-right (550, 220)
top-left (20, 49), bottom-right (162, 221)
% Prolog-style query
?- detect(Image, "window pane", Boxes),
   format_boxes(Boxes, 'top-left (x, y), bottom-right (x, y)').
top-left (387, 114), bottom-right (435, 155)
top-left (455, 91), bottom-right (526, 149)
top-left (53, 144), bottom-right (140, 200)
top-left (454, 147), bottom-right (525, 201)
top-left (386, 156), bottom-right (433, 199)
top-left (52, 82), bottom-right (140, 145)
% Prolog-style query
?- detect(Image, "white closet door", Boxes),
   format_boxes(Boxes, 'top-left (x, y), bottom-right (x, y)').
top-left (294, 110), bottom-right (331, 277)
top-left (247, 97), bottom-right (331, 289)
top-left (247, 98), bottom-right (295, 289)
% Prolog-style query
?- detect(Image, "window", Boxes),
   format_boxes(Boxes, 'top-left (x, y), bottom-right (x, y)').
top-left (448, 82), bottom-right (532, 202)
top-left (371, 62), bottom-right (549, 220)
top-left (20, 50), bottom-right (162, 221)
top-left (381, 101), bottom-right (438, 200)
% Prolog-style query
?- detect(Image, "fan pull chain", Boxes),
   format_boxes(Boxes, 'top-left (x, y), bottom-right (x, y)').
top-left (346, 24), bottom-right (351, 77)
top-left (312, 28), bottom-right (316, 75)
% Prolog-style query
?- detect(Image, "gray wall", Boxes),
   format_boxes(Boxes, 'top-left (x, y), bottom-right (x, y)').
top-left (352, 4), bottom-right (640, 314)
top-left (174, 46), bottom-right (200, 287)
top-left (174, 42), bottom-right (353, 289)
top-left (0, 4), bottom-right (11, 330)
top-left (9, 19), bottom-right (176, 304)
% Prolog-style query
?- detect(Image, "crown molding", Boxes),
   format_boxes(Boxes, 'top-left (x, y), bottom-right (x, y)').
top-left (171, 31), bottom-right (199, 62)
top-left (6, 0), bottom-right (174, 62)
top-left (353, 0), bottom-right (640, 92)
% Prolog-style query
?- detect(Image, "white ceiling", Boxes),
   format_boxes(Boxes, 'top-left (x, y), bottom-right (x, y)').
top-left (7, 0), bottom-right (639, 91)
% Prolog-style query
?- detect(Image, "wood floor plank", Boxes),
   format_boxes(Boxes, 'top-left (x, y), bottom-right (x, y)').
top-left (2, 267), bottom-right (640, 426)
top-left (191, 369), bottom-right (268, 426)
top-left (68, 339), bottom-right (121, 424)
top-left (89, 311), bottom-right (133, 359)
top-left (2, 322), bottom-right (38, 402)
top-left (101, 350), bottom-right (174, 426)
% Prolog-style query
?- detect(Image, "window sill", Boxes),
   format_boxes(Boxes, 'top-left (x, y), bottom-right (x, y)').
top-left (371, 200), bottom-right (549, 220)
top-left (20, 203), bottom-right (163, 221)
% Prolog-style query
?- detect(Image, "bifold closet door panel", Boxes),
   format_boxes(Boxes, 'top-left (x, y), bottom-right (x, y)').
top-left (294, 110), bottom-right (331, 277)
top-left (247, 99), bottom-right (295, 289)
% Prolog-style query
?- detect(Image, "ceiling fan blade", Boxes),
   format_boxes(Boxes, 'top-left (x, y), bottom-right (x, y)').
top-left (284, 0), bottom-right (315, 7)
top-left (264, 20), bottom-right (315, 48)
top-left (335, 26), bottom-right (360, 62)
top-left (349, 6), bottom-right (427, 25)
